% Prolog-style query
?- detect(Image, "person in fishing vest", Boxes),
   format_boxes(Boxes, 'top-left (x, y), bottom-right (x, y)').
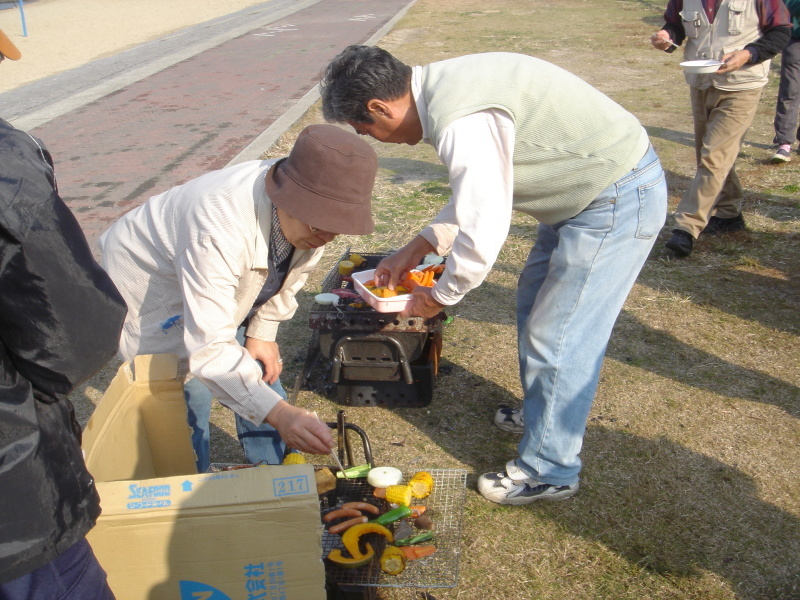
top-left (320, 46), bottom-right (668, 505)
top-left (651, 0), bottom-right (791, 255)
top-left (99, 124), bottom-right (377, 472)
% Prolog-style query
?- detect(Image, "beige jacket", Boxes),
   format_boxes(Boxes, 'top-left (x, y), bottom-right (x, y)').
top-left (99, 159), bottom-right (323, 424)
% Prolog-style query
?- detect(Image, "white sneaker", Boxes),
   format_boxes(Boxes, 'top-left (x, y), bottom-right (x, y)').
top-left (477, 459), bottom-right (579, 505)
top-left (494, 406), bottom-right (524, 433)
top-left (770, 147), bottom-right (792, 164)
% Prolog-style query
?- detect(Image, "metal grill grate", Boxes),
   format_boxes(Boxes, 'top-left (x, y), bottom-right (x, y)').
top-left (321, 468), bottom-right (467, 589)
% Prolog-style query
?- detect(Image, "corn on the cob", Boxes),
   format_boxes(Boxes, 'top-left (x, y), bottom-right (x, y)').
top-left (409, 471), bottom-right (434, 499)
top-left (379, 546), bottom-right (407, 575)
top-left (282, 453), bottom-right (307, 465)
top-left (384, 484), bottom-right (413, 506)
top-left (338, 260), bottom-right (355, 276)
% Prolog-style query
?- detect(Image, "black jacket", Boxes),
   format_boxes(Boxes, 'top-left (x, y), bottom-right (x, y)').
top-left (0, 119), bottom-right (127, 583)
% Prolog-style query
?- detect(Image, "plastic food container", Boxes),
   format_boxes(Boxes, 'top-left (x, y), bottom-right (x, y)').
top-left (352, 269), bottom-right (413, 313)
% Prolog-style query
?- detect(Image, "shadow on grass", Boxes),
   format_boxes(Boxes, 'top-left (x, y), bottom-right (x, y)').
top-left (608, 311), bottom-right (799, 417)
top-left (304, 357), bottom-right (799, 597)
top-left (544, 427), bottom-right (800, 599)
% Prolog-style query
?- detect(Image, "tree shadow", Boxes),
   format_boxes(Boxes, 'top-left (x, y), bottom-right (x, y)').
top-left (534, 427), bottom-right (800, 600)
top-left (608, 310), bottom-right (799, 417)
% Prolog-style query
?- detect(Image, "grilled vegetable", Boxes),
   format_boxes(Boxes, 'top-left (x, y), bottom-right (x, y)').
top-left (409, 471), bottom-right (434, 499)
top-left (379, 546), bottom-right (407, 576)
top-left (384, 484), bottom-right (413, 506)
top-left (341, 522), bottom-right (393, 559)
top-left (394, 531), bottom-right (434, 546)
top-left (314, 467), bottom-right (337, 495)
top-left (338, 260), bottom-right (355, 276)
top-left (349, 253), bottom-right (367, 267)
top-left (400, 545), bottom-right (437, 561)
top-left (392, 519), bottom-right (414, 542)
top-left (413, 514), bottom-right (434, 530)
top-left (335, 464), bottom-right (372, 479)
top-left (282, 453), bottom-right (306, 465)
top-left (373, 287), bottom-right (398, 298)
top-left (367, 466), bottom-right (403, 488)
top-left (327, 544), bottom-right (375, 568)
top-left (370, 505), bottom-right (412, 526)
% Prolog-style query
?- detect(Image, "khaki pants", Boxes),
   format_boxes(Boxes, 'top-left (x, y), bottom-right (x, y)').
top-left (675, 86), bottom-right (762, 238)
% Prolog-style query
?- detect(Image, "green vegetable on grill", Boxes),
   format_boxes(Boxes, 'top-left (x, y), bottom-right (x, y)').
top-left (334, 464), bottom-right (372, 479)
top-left (370, 505), bottom-right (412, 526)
top-left (394, 531), bottom-right (434, 546)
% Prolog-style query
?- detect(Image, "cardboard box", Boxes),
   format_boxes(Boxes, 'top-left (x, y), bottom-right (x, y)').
top-left (82, 354), bottom-right (326, 600)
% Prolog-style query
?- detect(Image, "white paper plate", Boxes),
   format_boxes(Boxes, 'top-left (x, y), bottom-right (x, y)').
top-left (680, 59), bottom-right (723, 74)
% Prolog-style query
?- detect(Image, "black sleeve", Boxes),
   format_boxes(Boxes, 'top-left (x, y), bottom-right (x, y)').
top-left (745, 25), bottom-right (792, 63)
top-left (0, 119), bottom-right (127, 399)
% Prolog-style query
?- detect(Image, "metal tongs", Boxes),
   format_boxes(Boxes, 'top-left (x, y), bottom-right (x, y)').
top-left (312, 411), bottom-right (350, 478)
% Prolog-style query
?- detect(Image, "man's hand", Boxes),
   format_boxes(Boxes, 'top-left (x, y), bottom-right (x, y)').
top-left (650, 30), bottom-right (676, 51)
top-left (265, 402), bottom-right (335, 455)
top-left (717, 49), bottom-right (752, 73)
top-left (374, 235), bottom-right (436, 289)
top-left (399, 285), bottom-right (445, 319)
top-left (244, 338), bottom-right (282, 384)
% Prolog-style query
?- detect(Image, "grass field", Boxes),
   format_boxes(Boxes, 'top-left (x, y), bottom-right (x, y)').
top-left (72, 0), bottom-right (799, 598)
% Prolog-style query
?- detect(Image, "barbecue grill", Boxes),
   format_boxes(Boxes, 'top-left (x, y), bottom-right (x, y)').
top-left (321, 468), bottom-right (467, 598)
top-left (303, 250), bottom-right (445, 408)
top-left (211, 412), bottom-right (467, 600)
top-left (318, 412), bottom-right (467, 599)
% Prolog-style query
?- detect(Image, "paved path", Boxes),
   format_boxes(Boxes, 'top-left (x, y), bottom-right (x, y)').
top-left (0, 0), bottom-right (414, 248)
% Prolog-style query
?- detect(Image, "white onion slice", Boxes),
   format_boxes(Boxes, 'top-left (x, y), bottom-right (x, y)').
top-left (367, 466), bottom-right (403, 488)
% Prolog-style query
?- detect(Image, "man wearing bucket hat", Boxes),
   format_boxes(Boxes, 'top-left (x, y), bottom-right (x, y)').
top-left (99, 124), bottom-right (377, 472)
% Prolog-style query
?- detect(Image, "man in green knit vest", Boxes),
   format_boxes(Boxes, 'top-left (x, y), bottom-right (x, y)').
top-left (320, 46), bottom-right (668, 505)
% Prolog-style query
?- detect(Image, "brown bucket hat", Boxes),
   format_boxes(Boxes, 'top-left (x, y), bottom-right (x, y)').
top-left (0, 29), bottom-right (21, 61)
top-left (266, 124), bottom-right (377, 235)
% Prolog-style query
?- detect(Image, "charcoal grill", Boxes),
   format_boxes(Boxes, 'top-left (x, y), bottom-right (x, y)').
top-left (212, 412), bottom-right (466, 599)
top-left (305, 250), bottom-right (445, 408)
top-left (319, 413), bottom-right (466, 598)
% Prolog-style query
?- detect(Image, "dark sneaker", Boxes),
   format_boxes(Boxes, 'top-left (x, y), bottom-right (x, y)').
top-left (494, 407), bottom-right (524, 434)
top-left (477, 459), bottom-right (579, 505)
top-left (665, 229), bottom-right (693, 257)
top-left (702, 213), bottom-right (747, 235)
top-left (770, 147), bottom-right (791, 163)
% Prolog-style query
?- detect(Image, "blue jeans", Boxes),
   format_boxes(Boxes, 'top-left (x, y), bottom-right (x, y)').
top-left (515, 145), bottom-right (667, 486)
top-left (0, 538), bottom-right (115, 600)
top-left (184, 328), bottom-right (289, 472)
top-left (184, 376), bottom-right (288, 472)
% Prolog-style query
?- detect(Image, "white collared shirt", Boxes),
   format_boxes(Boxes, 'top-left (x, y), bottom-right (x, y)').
top-left (411, 66), bottom-right (516, 307)
top-left (99, 160), bottom-right (323, 424)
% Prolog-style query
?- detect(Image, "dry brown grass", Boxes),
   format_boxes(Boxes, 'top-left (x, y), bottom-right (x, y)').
top-left (70, 0), bottom-right (800, 598)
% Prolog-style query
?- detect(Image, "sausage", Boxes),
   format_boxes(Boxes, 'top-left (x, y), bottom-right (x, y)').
top-left (341, 501), bottom-right (380, 515)
top-left (323, 507), bottom-right (362, 522)
top-left (328, 516), bottom-right (368, 535)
